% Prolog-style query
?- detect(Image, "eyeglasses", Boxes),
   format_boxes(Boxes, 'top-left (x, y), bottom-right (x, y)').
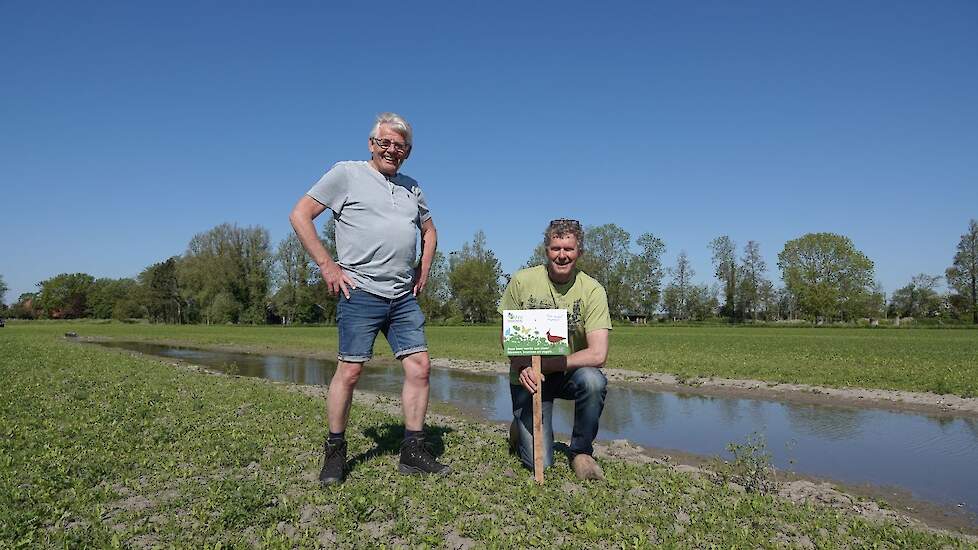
top-left (371, 137), bottom-right (410, 153)
top-left (549, 218), bottom-right (582, 229)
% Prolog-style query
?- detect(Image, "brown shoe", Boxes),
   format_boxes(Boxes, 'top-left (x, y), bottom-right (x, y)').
top-left (508, 420), bottom-right (519, 454)
top-left (571, 454), bottom-right (605, 481)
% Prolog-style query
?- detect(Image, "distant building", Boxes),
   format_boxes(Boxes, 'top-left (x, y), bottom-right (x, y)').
top-left (623, 313), bottom-right (649, 324)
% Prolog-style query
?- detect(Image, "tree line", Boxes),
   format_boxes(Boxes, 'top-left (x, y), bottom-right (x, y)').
top-left (2, 219), bottom-right (976, 325)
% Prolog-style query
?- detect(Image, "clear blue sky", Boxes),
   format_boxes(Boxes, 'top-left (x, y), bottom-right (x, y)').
top-left (2, 1), bottom-right (976, 303)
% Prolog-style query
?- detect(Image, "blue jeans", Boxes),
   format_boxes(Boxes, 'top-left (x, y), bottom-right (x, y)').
top-left (510, 367), bottom-right (607, 469)
top-left (336, 289), bottom-right (427, 362)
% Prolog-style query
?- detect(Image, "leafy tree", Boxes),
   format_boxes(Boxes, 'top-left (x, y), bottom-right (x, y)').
top-left (889, 274), bottom-right (942, 319)
top-left (139, 258), bottom-right (183, 323)
top-left (777, 233), bottom-right (878, 321)
top-left (662, 251), bottom-right (694, 321)
top-left (576, 224), bottom-right (633, 317)
top-left (946, 219), bottom-right (978, 324)
top-left (36, 273), bottom-right (95, 318)
top-left (207, 291), bottom-right (242, 324)
top-left (710, 236), bottom-right (738, 320)
top-left (308, 219), bottom-right (340, 323)
top-left (629, 233), bottom-right (666, 316)
top-left (320, 217), bottom-right (337, 259)
top-left (417, 250), bottom-right (452, 321)
top-left (738, 241), bottom-right (770, 320)
top-left (0, 274), bottom-right (7, 307)
top-left (522, 243), bottom-right (547, 269)
top-left (755, 280), bottom-right (779, 320)
top-left (775, 286), bottom-right (798, 320)
top-left (853, 281), bottom-right (886, 320)
top-left (111, 295), bottom-right (144, 321)
top-left (687, 283), bottom-right (720, 321)
top-left (179, 225), bottom-right (239, 323)
top-left (661, 286), bottom-right (680, 321)
top-left (273, 233), bottom-right (316, 324)
top-left (448, 230), bottom-right (502, 323)
top-left (179, 223), bottom-right (272, 324)
top-left (240, 226), bottom-right (272, 323)
top-left (8, 293), bottom-right (38, 319)
top-left (89, 278), bottom-right (138, 319)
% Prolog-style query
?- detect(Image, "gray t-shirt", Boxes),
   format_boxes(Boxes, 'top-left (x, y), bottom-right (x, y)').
top-left (306, 161), bottom-right (432, 299)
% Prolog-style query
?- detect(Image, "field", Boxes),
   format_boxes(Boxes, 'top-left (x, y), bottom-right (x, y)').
top-left (7, 320), bottom-right (978, 397)
top-left (2, 326), bottom-right (975, 548)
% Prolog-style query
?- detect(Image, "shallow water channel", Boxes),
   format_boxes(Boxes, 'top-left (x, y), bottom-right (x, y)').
top-left (97, 341), bottom-right (978, 517)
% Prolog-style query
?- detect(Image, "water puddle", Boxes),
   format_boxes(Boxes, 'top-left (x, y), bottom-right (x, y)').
top-left (95, 341), bottom-right (978, 517)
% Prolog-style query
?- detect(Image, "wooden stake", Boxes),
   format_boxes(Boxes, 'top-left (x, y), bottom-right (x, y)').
top-left (532, 355), bottom-right (544, 484)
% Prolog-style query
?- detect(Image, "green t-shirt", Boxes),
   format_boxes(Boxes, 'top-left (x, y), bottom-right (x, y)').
top-left (499, 265), bottom-right (612, 382)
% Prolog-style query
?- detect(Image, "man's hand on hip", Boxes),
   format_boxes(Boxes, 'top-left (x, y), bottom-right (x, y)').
top-left (413, 267), bottom-right (429, 296)
top-left (320, 262), bottom-right (355, 299)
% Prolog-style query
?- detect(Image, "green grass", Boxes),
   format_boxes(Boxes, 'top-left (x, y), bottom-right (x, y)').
top-left (7, 320), bottom-right (978, 397)
top-left (2, 329), bottom-right (974, 548)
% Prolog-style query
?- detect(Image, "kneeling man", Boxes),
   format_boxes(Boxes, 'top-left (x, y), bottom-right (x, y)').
top-left (499, 219), bottom-right (611, 480)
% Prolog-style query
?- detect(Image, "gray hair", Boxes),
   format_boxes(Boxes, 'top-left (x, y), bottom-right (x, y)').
top-left (369, 112), bottom-right (413, 145)
top-left (544, 219), bottom-right (584, 250)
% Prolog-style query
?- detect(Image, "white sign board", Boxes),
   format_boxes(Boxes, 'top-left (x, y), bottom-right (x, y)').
top-left (502, 309), bottom-right (569, 356)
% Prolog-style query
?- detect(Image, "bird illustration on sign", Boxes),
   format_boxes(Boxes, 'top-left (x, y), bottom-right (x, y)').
top-left (545, 331), bottom-right (566, 344)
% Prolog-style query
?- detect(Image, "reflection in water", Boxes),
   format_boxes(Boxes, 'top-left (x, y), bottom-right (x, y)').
top-left (718, 398), bottom-right (743, 425)
top-left (965, 418), bottom-right (978, 440)
top-left (786, 405), bottom-right (865, 440)
top-left (602, 388), bottom-right (664, 432)
top-left (93, 341), bottom-right (978, 515)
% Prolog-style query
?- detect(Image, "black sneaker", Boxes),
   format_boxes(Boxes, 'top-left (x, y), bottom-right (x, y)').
top-left (398, 436), bottom-right (450, 476)
top-left (319, 438), bottom-right (347, 486)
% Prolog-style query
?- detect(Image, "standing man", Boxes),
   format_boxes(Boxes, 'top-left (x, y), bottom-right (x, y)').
top-left (289, 112), bottom-right (448, 485)
top-left (500, 219), bottom-right (611, 480)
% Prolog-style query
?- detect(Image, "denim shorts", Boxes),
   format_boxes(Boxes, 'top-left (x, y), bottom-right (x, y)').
top-left (336, 288), bottom-right (428, 362)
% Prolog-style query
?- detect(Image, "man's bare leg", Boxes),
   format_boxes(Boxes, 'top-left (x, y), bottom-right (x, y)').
top-left (398, 351), bottom-right (448, 475)
top-left (327, 361), bottom-right (364, 433)
top-left (401, 352), bottom-right (431, 431)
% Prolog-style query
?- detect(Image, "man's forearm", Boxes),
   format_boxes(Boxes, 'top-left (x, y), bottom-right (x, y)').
top-left (510, 348), bottom-right (604, 373)
top-left (419, 223), bottom-right (437, 273)
top-left (289, 208), bottom-right (335, 269)
top-left (542, 349), bottom-right (605, 372)
top-left (543, 329), bottom-right (609, 373)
